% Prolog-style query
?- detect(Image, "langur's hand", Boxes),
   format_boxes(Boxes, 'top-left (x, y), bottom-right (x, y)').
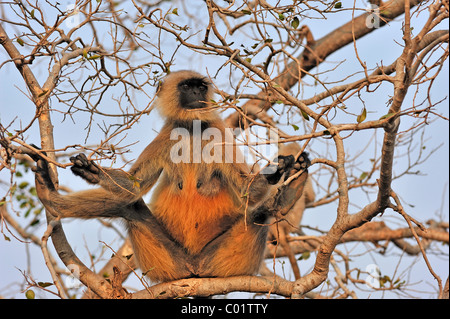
top-left (263, 152), bottom-right (310, 185)
top-left (29, 146), bottom-right (57, 203)
top-left (70, 153), bottom-right (101, 184)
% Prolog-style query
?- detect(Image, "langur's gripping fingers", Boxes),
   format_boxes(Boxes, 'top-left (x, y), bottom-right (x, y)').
top-left (70, 153), bottom-right (100, 184)
top-left (286, 152), bottom-right (310, 179)
top-left (273, 152), bottom-right (311, 216)
top-left (263, 154), bottom-right (296, 185)
top-left (31, 157), bottom-right (58, 205)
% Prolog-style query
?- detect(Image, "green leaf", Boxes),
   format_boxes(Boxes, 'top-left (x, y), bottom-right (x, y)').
top-left (87, 54), bottom-right (101, 60)
top-left (30, 9), bottom-right (35, 19)
top-left (17, 38), bottom-right (25, 46)
top-left (30, 219), bottom-right (40, 227)
top-left (301, 110), bottom-right (310, 121)
top-left (291, 124), bottom-right (299, 131)
top-left (171, 8), bottom-right (178, 15)
top-left (334, 1), bottom-right (342, 9)
top-left (25, 289), bottom-right (35, 299)
top-left (359, 172), bottom-right (368, 180)
top-left (379, 113), bottom-right (395, 120)
top-left (298, 251), bottom-right (310, 260)
top-left (18, 181), bottom-right (29, 189)
top-left (357, 107), bottom-right (367, 123)
top-left (278, 13), bottom-right (285, 21)
top-left (291, 16), bottom-right (300, 29)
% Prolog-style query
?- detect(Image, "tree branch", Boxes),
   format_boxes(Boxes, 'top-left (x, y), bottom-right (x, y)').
top-left (0, 22), bottom-right (114, 299)
top-left (224, 0), bottom-right (424, 128)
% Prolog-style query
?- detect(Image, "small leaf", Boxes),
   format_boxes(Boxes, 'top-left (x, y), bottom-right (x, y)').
top-left (291, 16), bottom-right (300, 29)
top-left (323, 130), bottom-right (331, 135)
top-left (379, 113), bottom-right (395, 120)
top-left (38, 282), bottom-right (53, 288)
top-left (38, 89), bottom-right (48, 97)
top-left (357, 107), bottom-right (367, 123)
top-left (18, 181), bottom-right (29, 189)
top-left (171, 8), bottom-right (178, 15)
top-left (25, 289), bottom-right (35, 299)
top-left (298, 251), bottom-right (310, 260)
top-left (87, 54), bottom-right (101, 60)
top-left (30, 9), bottom-right (35, 19)
top-left (278, 13), bottom-right (285, 21)
top-left (301, 110), bottom-right (310, 121)
top-left (30, 219), bottom-right (40, 227)
top-left (334, 1), bottom-right (342, 9)
top-left (291, 124), bottom-right (299, 131)
top-left (82, 49), bottom-right (88, 58)
top-left (359, 172), bottom-right (368, 180)
top-left (17, 38), bottom-right (25, 46)
top-left (3, 234), bottom-right (11, 242)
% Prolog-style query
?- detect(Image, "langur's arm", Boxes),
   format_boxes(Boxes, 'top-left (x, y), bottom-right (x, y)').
top-left (32, 140), bottom-right (166, 219)
top-left (69, 153), bottom-right (162, 202)
top-left (69, 133), bottom-right (170, 201)
top-left (33, 156), bottom-right (146, 219)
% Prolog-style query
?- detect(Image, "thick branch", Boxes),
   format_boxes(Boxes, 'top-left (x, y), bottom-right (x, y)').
top-left (132, 276), bottom-right (293, 299)
top-left (0, 22), bottom-right (114, 299)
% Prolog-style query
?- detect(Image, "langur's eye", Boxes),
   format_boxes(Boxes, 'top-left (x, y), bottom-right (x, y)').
top-left (182, 84), bottom-right (189, 90)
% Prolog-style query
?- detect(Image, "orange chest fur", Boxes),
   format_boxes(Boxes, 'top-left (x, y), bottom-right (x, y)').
top-left (151, 168), bottom-right (238, 254)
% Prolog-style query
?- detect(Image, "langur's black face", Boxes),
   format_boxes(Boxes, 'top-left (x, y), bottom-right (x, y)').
top-left (178, 78), bottom-right (210, 109)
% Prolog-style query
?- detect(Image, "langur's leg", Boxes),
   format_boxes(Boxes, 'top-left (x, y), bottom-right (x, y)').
top-left (125, 200), bottom-right (195, 282)
top-left (197, 218), bottom-right (269, 277)
top-left (197, 152), bottom-right (310, 277)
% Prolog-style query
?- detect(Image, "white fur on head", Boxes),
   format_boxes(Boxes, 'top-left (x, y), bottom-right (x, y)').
top-left (156, 70), bottom-right (218, 122)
